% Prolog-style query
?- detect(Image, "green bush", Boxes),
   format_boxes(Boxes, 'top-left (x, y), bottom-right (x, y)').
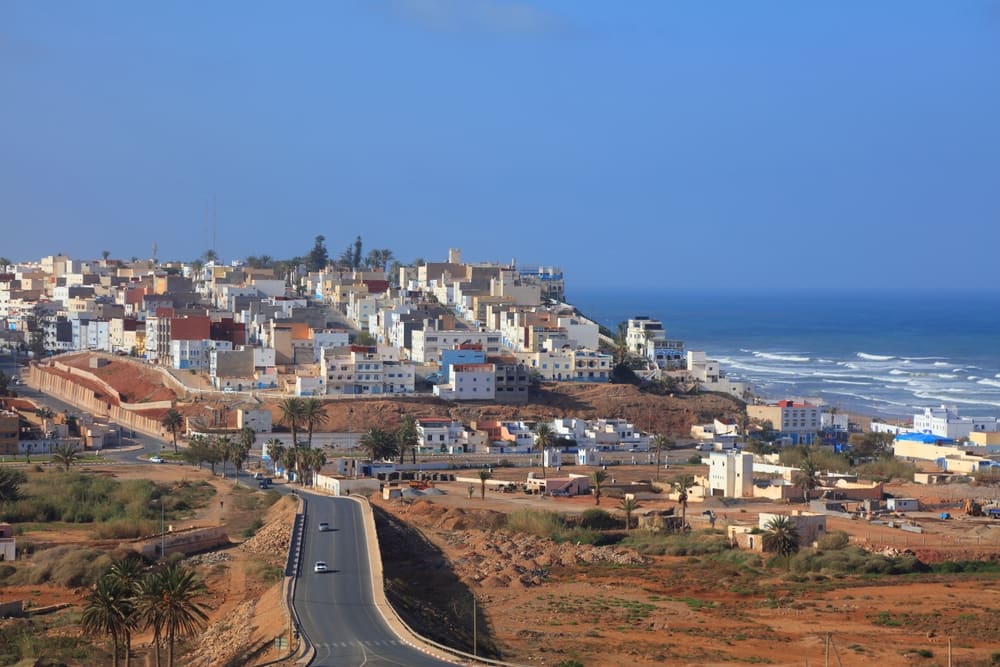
top-left (789, 546), bottom-right (929, 576)
top-left (624, 530), bottom-right (730, 557)
top-left (8, 546), bottom-right (112, 588)
top-left (817, 531), bottom-right (850, 550)
top-left (506, 509), bottom-right (567, 540)
top-left (579, 508), bottom-right (618, 531)
top-left (687, 455), bottom-right (703, 465)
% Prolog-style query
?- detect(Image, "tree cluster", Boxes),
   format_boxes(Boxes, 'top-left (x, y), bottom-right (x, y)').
top-left (81, 558), bottom-right (208, 667)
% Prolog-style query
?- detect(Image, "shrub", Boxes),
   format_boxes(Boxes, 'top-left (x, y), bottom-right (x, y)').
top-left (506, 509), bottom-right (566, 540)
top-left (579, 508), bottom-right (618, 531)
top-left (9, 546), bottom-right (112, 588)
top-left (624, 530), bottom-right (730, 557)
top-left (687, 455), bottom-right (703, 465)
top-left (242, 518), bottom-right (264, 538)
top-left (817, 531), bottom-right (850, 550)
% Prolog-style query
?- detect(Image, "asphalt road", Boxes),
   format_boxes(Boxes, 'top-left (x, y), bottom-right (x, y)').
top-left (295, 496), bottom-right (456, 667)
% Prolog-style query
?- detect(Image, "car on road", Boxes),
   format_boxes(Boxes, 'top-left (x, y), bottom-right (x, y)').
top-left (149, 456), bottom-right (164, 464)
top-left (313, 561), bottom-right (328, 573)
top-left (318, 522), bottom-right (330, 532)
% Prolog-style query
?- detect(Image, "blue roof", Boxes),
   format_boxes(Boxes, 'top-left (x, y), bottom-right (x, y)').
top-left (894, 432), bottom-right (953, 444)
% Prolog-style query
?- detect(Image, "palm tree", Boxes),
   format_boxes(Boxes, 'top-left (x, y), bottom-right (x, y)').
top-left (154, 563), bottom-right (209, 667)
top-left (618, 497), bottom-right (641, 534)
top-left (215, 436), bottom-right (234, 479)
top-left (762, 515), bottom-right (801, 561)
top-left (306, 448), bottom-right (327, 486)
top-left (281, 447), bottom-right (298, 482)
top-left (202, 249), bottom-right (218, 264)
top-left (651, 434), bottom-right (673, 481)
top-left (82, 574), bottom-right (134, 667)
top-left (36, 406), bottom-right (54, 433)
top-left (277, 397), bottom-right (306, 446)
top-left (161, 409), bottom-right (184, 454)
top-left (231, 440), bottom-right (250, 485)
top-left (533, 423), bottom-right (554, 479)
top-left (51, 442), bottom-right (80, 472)
top-left (264, 439), bottom-right (285, 476)
top-left (395, 414), bottom-right (419, 464)
top-left (359, 427), bottom-right (396, 462)
top-left (590, 469), bottom-right (608, 506)
top-left (478, 469), bottom-right (492, 499)
top-left (301, 398), bottom-right (328, 449)
top-left (672, 474), bottom-right (695, 528)
top-left (134, 572), bottom-right (165, 667)
top-left (107, 557), bottom-right (145, 667)
top-left (792, 448), bottom-right (820, 503)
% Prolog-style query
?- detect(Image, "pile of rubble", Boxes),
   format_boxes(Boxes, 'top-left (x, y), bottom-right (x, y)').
top-left (186, 551), bottom-right (233, 566)
top-left (447, 529), bottom-right (645, 588)
top-left (239, 515), bottom-right (292, 559)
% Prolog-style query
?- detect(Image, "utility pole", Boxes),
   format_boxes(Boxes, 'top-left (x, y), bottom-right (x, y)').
top-left (472, 594), bottom-right (477, 658)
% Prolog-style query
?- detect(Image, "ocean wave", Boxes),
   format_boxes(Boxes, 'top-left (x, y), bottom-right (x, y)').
top-left (752, 351), bottom-right (812, 363)
top-left (888, 369), bottom-right (908, 376)
top-left (936, 374), bottom-right (959, 380)
top-left (968, 376), bottom-right (980, 381)
top-left (978, 378), bottom-right (1000, 389)
top-left (912, 392), bottom-right (1000, 410)
top-left (933, 362), bottom-right (950, 367)
top-left (902, 356), bottom-right (948, 361)
top-left (821, 379), bottom-right (873, 386)
top-left (857, 352), bottom-right (896, 361)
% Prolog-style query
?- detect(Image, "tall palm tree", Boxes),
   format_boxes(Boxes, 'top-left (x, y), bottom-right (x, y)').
top-left (672, 474), bottom-right (695, 529)
top-left (301, 398), bottom-right (328, 449)
top-left (160, 409), bottom-right (184, 454)
top-left (762, 515), bottom-right (801, 560)
top-left (618, 497), bottom-right (641, 534)
top-left (650, 434), bottom-right (673, 481)
top-left (277, 397), bottom-right (306, 446)
top-left (590, 469), bottom-right (608, 506)
top-left (281, 447), bottom-right (298, 482)
top-left (215, 436), bottom-right (234, 479)
top-left (154, 563), bottom-right (209, 667)
top-left (264, 439), bottom-right (285, 476)
top-left (82, 574), bottom-right (134, 667)
top-left (108, 557), bottom-right (145, 667)
top-left (533, 423), bottom-right (554, 479)
top-left (134, 571), bottom-right (165, 667)
top-left (478, 469), bottom-right (492, 500)
top-left (51, 442), bottom-right (80, 472)
top-left (395, 414), bottom-right (419, 464)
top-left (232, 440), bottom-right (250, 485)
top-left (306, 448), bottom-right (327, 486)
top-left (793, 449), bottom-right (820, 503)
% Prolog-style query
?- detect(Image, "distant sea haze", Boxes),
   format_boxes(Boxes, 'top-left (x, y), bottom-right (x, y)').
top-left (568, 288), bottom-right (1000, 420)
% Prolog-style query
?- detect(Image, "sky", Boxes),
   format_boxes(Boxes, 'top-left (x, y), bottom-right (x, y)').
top-left (2, 0), bottom-right (999, 290)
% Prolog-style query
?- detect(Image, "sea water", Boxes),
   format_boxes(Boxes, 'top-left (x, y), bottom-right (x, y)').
top-left (568, 288), bottom-right (1000, 420)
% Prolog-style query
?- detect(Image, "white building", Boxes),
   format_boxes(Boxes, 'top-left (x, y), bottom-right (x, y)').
top-left (170, 339), bottom-right (232, 370)
top-left (416, 418), bottom-right (466, 453)
top-left (686, 351), bottom-right (750, 399)
top-left (410, 329), bottom-right (503, 364)
top-left (433, 363), bottom-right (496, 401)
top-left (913, 406), bottom-right (998, 440)
top-left (625, 316), bottom-right (685, 369)
top-left (708, 452), bottom-right (754, 498)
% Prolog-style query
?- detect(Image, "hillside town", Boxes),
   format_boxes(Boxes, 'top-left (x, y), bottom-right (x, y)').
top-left (3, 244), bottom-right (1000, 666)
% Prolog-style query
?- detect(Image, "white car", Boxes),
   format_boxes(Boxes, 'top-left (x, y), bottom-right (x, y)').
top-left (149, 456), bottom-right (164, 464)
top-left (318, 522), bottom-right (330, 532)
top-left (314, 561), bottom-right (328, 573)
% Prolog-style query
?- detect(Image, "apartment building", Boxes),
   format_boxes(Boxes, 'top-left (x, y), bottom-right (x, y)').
top-left (913, 406), bottom-right (999, 440)
top-left (410, 329), bottom-right (503, 364)
top-left (747, 400), bottom-right (820, 445)
top-left (433, 363), bottom-right (495, 401)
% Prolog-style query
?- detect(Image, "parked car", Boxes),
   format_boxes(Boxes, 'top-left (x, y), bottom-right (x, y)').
top-left (314, 561), bottom-right (328, 573)
top-left (149, 456), bottom-right (164, 464)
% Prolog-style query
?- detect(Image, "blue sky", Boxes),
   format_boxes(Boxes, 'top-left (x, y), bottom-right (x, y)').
top-left (2, 1), bottom-right (999, 290)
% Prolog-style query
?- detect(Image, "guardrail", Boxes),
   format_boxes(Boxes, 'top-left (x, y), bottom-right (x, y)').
top-left (349, 494), bottom-right (527, 667)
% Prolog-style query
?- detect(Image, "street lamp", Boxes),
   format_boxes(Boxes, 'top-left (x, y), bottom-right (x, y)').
top-left (157, 498), bottom-right (165, 559)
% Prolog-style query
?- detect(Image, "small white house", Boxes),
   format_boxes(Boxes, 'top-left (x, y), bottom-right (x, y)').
top-left (886, 497), bottom-right (919, 512)
top-left (576, 447), bottom-right (599, 466)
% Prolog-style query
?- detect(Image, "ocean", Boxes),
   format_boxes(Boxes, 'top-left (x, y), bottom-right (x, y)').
top-left (567, 288), bottom-right (1000, 420)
